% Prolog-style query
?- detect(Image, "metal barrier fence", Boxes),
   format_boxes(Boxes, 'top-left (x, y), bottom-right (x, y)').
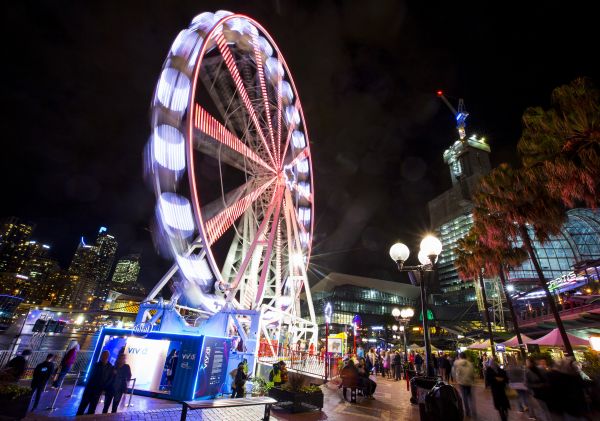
top-left (257, 346), bottom-right (345, 380)
top-left (0, 349), bottom-right (94, 380)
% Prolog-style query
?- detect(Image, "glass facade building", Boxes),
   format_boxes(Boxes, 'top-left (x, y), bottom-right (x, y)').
top-left (509, 209), bottom-right (600, 291)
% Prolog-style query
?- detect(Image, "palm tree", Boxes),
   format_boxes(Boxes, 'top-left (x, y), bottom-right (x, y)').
top-left (470, 219), bottom-right (529, 360)
top-left (455, 230), bottom-right (496, 359)
top-left (475, 164), bottom-right (574, 356)
top-left (518, 77), bottom-right (600, 208)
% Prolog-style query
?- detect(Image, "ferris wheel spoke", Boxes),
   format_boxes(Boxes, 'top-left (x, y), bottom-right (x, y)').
top-left (204, 177), bottom-right (276, 245)
top-left (214, 32), bottom-right (277, 169)
top-left (193, 104), bottom-right (274, 173)
top-left (226, 184), bottom-right (283, 301)
top-left (254, 187), bottom-right (284, 307)
top-left (251, 36), bottom-right (278, 169)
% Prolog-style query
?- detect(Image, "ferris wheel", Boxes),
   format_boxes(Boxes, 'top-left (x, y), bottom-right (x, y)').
top-left (144, 11), bottom-right (316, 333)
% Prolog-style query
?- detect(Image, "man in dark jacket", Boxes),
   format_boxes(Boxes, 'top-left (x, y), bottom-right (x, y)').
top-left (77, 350), bottom-right (114, 415)
top-left (3, 349), bottom-right (32, 382)
top-left (30, 353), bottom-right (56, 410)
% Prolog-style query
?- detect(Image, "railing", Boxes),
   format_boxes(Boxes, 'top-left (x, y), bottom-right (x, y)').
top-left (518, 301), bottom-right (600, 325)
top-left (256, 344), bottom-right (343, 381)
top-left (0, 349), bottom-right (93, 379)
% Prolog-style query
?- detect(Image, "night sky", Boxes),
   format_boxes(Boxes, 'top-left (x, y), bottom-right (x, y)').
top-left (3, 1), bottom-right (598, 288)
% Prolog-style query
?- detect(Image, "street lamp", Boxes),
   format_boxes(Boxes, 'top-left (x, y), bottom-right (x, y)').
top-left (324, 302), bottom-right (332, 380)
top-left (390, 235), bottom-right (442, 377)
top-left (392, 307), bottom-right (414, 362)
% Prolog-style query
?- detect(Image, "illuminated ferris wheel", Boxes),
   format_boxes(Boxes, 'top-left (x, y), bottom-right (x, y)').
top-left (144, 10), bottom-right (316, 331)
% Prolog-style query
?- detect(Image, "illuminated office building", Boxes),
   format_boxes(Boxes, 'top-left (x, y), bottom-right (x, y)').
top-left (428, 135), bottom-right (492, 307)
top-left (0, 217), bottom-right (34, 273)
top-left (67, 227), bottom-right (118, 308)
top-left (111, 254), bottom-right (141, 293)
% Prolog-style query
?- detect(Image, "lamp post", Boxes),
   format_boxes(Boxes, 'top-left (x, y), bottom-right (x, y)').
top-left (324, 302), bottom-right (332, 380)
top-left (390, 235), bottom-right (442, 377)
top-left (392, 307), bottom-right (414, 362)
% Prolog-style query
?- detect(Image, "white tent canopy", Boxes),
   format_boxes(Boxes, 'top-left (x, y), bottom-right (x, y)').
top-left (467, 339), bottom-right (493, 350)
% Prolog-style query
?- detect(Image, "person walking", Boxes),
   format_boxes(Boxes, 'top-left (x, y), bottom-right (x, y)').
top-left (53, 343), bottom-right (79, 388)
top-left (382, 351), bottom-right (390, 378)
top-left (452, 352), bottom-right (476, 418)
top-left (233, 362), bottom-right (248, 398)
top-left (165, 349), bottom-right (178, 388)
top-left (525, 356), bottom-right (551, 421)
top-left (77, 350), bottom-right (114, 415)
top-left (507, 361), bottom-right (529, 413)
top-left (2, 349), bottom-right (32, 382)
top-left (438, 354), bottom-right (446, 381)
top-left (102, 353), bottom-right (132, 414)
top-left (414, 352), bottom-right (424, 375)
top-left (393, 351), bottom-right (402, 381)
top-left (30, 353), bottom-right (56, 411)
top-left (486, 359), bottom-right (510, 421)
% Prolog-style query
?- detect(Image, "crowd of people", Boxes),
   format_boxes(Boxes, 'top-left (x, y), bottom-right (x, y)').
top-left (336, 345), bottom-right (599, 421)
top-left (0, 344), bottom-right (133, 416)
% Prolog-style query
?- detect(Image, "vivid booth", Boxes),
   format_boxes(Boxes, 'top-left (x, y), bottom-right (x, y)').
top-left (87, 328), bottom-right (232, 401)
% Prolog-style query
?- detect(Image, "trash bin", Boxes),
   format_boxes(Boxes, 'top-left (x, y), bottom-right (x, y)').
top-left (409, 376), bottom-right (441, 420)
top-left (409, 376), bottom-right (438, 405)
top-left (424, 382), bottom-right (464, 421)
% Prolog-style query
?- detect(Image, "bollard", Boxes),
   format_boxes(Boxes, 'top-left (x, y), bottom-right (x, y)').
top-left (126, 378), bottom-right (136, 407)
top-left (67, 371), bottom-right (81, 398)
top-left (46, 374), bottom-right (66, 411)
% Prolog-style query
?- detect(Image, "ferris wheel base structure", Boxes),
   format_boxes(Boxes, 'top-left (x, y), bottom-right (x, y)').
top-left (134, 10), bottom-right (320, 383)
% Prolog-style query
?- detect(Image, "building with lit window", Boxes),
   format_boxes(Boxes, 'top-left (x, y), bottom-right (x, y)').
top-left (67, 227), bottom-right (118, 309)
top-left (110, 254), bottom-right (144, 295)
top-left (509, 209), bottom-right (600, 303)
top-left (427, 135), bottom-right (492, 310)
top-left (0, 217), bottom-right (34, 273)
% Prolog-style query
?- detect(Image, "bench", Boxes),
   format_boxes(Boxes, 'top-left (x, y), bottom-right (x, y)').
top-left (180, 397), bottom-right (278, 421)
top-left (339, 376), bottom-right (368, 403)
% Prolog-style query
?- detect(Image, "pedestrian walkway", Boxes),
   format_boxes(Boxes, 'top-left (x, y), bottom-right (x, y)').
top-left (23, 375), bottom-right (554, 421)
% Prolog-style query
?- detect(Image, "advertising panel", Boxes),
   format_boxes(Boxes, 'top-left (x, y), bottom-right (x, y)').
top-left (194, 336), bottom-right (231, 399)
top-left (327, 337), bottom-right (343, 354)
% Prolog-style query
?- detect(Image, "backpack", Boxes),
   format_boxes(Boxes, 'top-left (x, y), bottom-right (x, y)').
top-left (425, 383), bottom-right (464, 421)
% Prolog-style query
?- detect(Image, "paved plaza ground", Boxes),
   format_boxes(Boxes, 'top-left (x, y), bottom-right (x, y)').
top-left (23, 375), bottom-right (551, 421)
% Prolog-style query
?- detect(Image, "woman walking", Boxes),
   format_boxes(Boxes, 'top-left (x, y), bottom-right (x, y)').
top-left (486, 359), bottom-right (510, 421)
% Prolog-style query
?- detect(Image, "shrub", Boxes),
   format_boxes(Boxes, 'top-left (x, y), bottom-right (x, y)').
top-left (283, 373), bottom-right (305, 392)
top-left (581, 350), bottom-right (600, 379)
top-left (0, 383), bottom-right (32, 399)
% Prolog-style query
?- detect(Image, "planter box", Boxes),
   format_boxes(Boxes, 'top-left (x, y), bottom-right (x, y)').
top-left (0, 392), bottom-right (33, 420)
top-left (269, 387), bottom-right (323, 413)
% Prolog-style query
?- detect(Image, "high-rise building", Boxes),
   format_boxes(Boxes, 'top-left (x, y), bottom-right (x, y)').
top-left (92, 227), bottom-right (118, 305)
top-left (67, 227), bottom-right (118, 309)
top-left (0, 217), bottom-right (35, 273)
top-left (428, 135), bottom-right (492, 307)
top-left (111, 254), bottom-right (142, 294)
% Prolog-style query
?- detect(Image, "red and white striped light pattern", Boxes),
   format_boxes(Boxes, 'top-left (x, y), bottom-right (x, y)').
top-left (194, 104), bottom-right (273, 172)
top-left (204, 178), bottom-right (276, 245)
top-left (215, 32), bottom-right (277, 168)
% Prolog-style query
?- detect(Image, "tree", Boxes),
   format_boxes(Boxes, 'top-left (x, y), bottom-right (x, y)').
top-left (469, 217), bottom-right (529, 360)
top-left (474, 163), bottom-right (574, 356)
top-left (455, 230), bottom-right (496, 359)
top-left (518, 77), bottom-right (600, 208)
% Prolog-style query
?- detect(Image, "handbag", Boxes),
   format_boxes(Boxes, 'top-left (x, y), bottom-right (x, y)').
top-left (505, 386), bottom-right (517, 399)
